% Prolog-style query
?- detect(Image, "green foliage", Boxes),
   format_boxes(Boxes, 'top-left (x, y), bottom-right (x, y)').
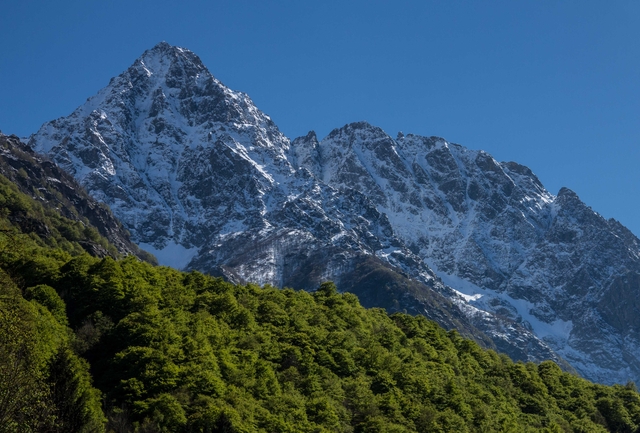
top-left (0, 271), bottom-right (105, 432)
top-left (0, 274), bottom-right (55, 432)
top-left (25, 283), bottom-right (69, 325)
top-left (48, 346), bottom-right (107, 433)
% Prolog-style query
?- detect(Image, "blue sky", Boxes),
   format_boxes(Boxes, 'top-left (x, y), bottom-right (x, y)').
top-left (1, 0), bottom-right (639, 235)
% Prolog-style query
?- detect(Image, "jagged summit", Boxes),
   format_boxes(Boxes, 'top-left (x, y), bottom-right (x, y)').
top-left (147, 40), bottom-right (188, 54)
top-left (557, 186), bottom-right (579, 197)
top-left (28, 43), bottom-right (640, 386)
top-left (326, 121), bottom-right (387, 140)
top-left (139, 40), bottom-right (206, 73)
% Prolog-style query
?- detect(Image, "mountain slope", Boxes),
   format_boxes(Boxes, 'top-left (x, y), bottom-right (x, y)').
top-left (28, 42), bottom-right (640, 385)
top-left (295, 122), bottom-right (640, 385)
top-left (27, 42), bottom-right (498, 349)
top-left (0, 132), bottom-right (154, 262)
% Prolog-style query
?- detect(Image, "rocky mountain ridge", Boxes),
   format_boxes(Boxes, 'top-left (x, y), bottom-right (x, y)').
top-left (28, 42), bottom-right (640, 384)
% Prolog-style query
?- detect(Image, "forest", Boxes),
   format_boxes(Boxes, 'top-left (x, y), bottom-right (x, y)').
top-left (2, 172), bottom-right (640, 433)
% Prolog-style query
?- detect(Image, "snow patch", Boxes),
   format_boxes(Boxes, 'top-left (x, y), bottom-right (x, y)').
top-left (138, 241), bottom-right (198, 270)
top-left (433, 265), bottom-right (573, 347)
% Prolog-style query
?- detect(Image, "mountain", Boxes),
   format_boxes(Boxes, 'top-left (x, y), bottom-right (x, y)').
top-left (296, 123), bottom-right (640, 385)
top-left (0, 132), bottom-right (154, 262)
top-left (28, 42), bottom-right (640, 385)
top-left (25, 42), bottom-right (495, 349)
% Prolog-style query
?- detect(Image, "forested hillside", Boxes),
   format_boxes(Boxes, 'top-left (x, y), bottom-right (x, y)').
top-left (2, 172), bottom-right (640, 433)
top-left (0, 132), bottom-right (155, 263)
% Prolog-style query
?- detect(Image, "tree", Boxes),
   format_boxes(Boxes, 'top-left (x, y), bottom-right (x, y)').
top-left (0, 276), bottom-right (54, 432)
top-left (47, 346), bottom-right (106, 433)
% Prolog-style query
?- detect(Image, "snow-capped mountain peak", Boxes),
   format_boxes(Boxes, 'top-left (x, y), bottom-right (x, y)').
top-left (30, 42), bottom-right (293, 257)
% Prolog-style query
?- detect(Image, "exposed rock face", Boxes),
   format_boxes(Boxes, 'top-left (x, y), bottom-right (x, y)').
top-left (28, 43), bottom-right (292, 257)
top-left (28, 42), bottom-right (640, 384)
top-left (0, 132), bottom-right (152, 261)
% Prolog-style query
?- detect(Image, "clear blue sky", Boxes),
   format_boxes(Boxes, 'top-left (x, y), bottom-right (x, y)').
top-left (1, 0), bottom-right (639, 235)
